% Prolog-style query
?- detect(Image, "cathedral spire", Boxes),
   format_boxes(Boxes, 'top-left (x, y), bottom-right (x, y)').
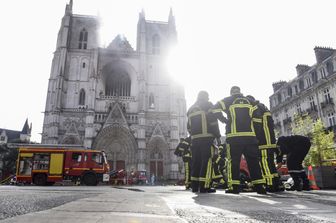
top-left (65, 0), bottom-right (73, 15)
top-left (168, 7), bottom-right (175, 26)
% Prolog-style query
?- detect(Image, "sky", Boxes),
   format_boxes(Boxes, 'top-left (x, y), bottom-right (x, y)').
top-left (1, 0), bottom-right (336, 142)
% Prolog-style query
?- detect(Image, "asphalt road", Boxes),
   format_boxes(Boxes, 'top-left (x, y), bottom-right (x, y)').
top-left (0, 185), bottom-right (336, 222)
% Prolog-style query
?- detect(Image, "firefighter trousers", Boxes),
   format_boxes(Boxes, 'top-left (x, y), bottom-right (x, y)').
top-left (184, 160), bottom-right (191, 188)
top-left (227, 143), bottom-right (265, 190)
top-left (190, 138), bottom-right (213, 192)
top-left (260, 148), bottom-right (279, 187)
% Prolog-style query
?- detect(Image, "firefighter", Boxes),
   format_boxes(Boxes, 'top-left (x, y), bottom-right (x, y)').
top-left (246, 95), bottom-right (282, 192)
top-left (187, 91), bottom-right (220, 193)
top-left (212, 86), bottom-right (266, 194)
top-left (174, 136), bottom-right (192, 189)
top-left (212, 143), bottom-right (228, 189)
top-left (276, 135), bottom-right (311, 191)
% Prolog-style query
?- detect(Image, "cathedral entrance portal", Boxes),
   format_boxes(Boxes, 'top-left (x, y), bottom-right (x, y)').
top-left (93, 125), bottom-right (136, 172)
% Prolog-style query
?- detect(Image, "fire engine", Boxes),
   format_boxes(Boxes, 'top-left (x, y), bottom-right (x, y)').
top-left (15, 144), bottom-right (110, 186)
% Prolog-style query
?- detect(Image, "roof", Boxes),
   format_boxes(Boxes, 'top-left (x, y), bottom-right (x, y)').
top-left (0, 128), bottom-right (21, 142)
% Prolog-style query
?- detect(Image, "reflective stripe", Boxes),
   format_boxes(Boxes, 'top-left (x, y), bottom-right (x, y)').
top-left (191, 176), bottom-right (200, 181)
top-left (227, 132), bottom-right (256, 137)
top-left (261, 149), bottom-right (272, 186)
top-left (258, 144), bottom-right (277, 149)
top-left (198, 177), bottom-right (206, 182)
top-left (252, 179), bottom-right (266, 185)
top-left (219, 100), bottom-right (226, 111)
top-left (226, 144), bottom-right (233, 189)
top-left (191, 133), bottom-right (214, 139)
top-left (230, 106), bottom-right (236, 134)
top-left (184, 162), bottom-right (190, 185)
top-left (231, 180), bottom-right (240, 185)
top-left (182, 141), bottom-right (190, 145)
top-left (253, 118), bottom-right (262, 123)
top-left (263, 114), bottom-right (271, 145)
top-left (212, 108), bottom-right (223, 113)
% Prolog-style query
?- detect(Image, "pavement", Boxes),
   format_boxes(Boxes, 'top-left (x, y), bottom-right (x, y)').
top-left (0, 186), bottom-right (185, 223)
top-left (1, 186), bottom-right (336, 223)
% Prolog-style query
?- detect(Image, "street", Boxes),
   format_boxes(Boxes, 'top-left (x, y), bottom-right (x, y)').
top-left (0, 185), bottom-right (336, 223)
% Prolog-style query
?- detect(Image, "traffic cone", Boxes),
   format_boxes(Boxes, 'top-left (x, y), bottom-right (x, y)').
top-left (307, 165), bottom-right (320, 190)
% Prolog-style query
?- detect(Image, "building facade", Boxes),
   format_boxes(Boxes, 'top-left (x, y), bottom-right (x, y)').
top-left (42, 1), bottom-right (187, 180)
top-left (270, 47), bottom-right (336, 136)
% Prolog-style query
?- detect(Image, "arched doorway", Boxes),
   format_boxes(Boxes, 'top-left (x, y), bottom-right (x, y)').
top-left (92, 125), bottom-right (137, 172)
top-left (147, 137), bottom-right (169, 181)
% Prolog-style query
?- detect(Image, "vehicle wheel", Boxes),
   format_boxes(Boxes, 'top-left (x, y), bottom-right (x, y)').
top-left (33, 174), bottom-right (47, 186)
top-left (82, 173), bottom-right (98, 186)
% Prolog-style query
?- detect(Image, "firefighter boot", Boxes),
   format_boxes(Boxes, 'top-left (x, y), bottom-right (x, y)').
top-left (191, 181), bottom-right (200, 193)
top-left (255, 184), bottom-right (267, 195)
top-left (267, 177), bottom-right (282, 192)
top-left (225, 185), bottom-right (240, 194)
top-left (289, 173), bottom-right (302, 191)
top-left (299, 172), bottom-right (311, 191)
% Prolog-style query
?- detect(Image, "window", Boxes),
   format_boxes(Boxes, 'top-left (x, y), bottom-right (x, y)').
top-left (78, 28), bottom-right (88, 49)
top-left (309, 96), bottom-right (316, 111)
top-left (311, 71), bottom-right (318, 83)
top-left (296, 104), bottom-right (302, 114)
top-left (152, 34), bottom-right (160, 55)
top-left (92, 153), bottom-right (103, 164)
top-left (72, 153), bottom-right (82, 163)
top-left (277, 94), bottom-right (281, 103)
top-left (327, 61), bottom-right (333, 75)
top-left (82, 62), bottom-right (86, 68)
top-left (324, 88), bottom-right (331, 103)
top-left (149, 93), bottom-right (155, 109)
top-left (328, 113), bottom-right (336, 127)
top-left (306, 78), bottom-right (312, 87)
top-left (299, 80), bottom-right (304, 90)
top-left (321, 68), bottom-right (326, 78)
top-left (294, 85), bottom-right (298, 94)
top-left (0, 136), bottom-right (5, 141)
top-left (105, 72), bottom-right (131, 97)
top-left (79, 89), bottom-right (85, 105)
top-left (287, 87), bottom-right (292, 97)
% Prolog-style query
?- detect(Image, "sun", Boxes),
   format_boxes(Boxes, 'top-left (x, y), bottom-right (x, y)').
top-left (166, 45), bottom-right (199, 86)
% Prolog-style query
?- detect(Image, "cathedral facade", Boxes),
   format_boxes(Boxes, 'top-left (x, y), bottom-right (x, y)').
top-left (42, 1), bottom-right (187, 180)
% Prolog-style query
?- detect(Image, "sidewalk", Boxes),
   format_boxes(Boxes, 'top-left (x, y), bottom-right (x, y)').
top-left (0, 187), bottom-right (185, 223)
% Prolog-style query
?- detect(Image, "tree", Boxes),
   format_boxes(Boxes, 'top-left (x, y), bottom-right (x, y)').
top-left (291, 115), bottom-right (336, 166)
top-left (0, 144), bottom-right (19, 178)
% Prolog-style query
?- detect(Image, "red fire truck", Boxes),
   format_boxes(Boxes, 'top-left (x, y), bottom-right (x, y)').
top-left (15, 145), bottom-right (110, 186)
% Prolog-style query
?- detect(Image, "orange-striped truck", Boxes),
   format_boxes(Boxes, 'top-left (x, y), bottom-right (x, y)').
top-left (15, 145), bottom-right (110, 186)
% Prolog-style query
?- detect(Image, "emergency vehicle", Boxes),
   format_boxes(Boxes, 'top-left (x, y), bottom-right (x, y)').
top-left (15, 144), bottom-right (110, 186)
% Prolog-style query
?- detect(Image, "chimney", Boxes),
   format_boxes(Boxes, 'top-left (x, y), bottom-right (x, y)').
top-left (296, 64), bottom-right (310, 76)
top-left (314, 46), bottom-right (335, 63)
top-left (272, 81), bottom-right (287, 93)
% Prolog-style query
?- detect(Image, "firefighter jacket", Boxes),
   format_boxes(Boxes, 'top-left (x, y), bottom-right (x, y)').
top-left (252, 102), bottom-right (277, 149)
top-left (187, 101), bottom-right (220, 141)
top-left (275, 135), bottom-right (311, 163)
top-left (174, 136), bottom-right (192, 162)
top-left (212, 94), bottom-right (258, 145)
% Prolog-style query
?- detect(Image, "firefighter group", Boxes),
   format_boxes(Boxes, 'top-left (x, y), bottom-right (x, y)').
top-left (174, 86), bottom-right (312, 194)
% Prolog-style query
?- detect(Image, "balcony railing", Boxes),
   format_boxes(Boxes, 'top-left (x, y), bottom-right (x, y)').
top-left (100, 95), bottom-right (136, 101)
top-left (321, 98), bottom-right (334, 109)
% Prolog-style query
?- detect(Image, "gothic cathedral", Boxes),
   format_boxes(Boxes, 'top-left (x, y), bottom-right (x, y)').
top-left (42, 1), bottom-right (187, 180)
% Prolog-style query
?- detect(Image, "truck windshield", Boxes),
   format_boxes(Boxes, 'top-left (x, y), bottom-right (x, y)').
top-left (92, 153), bottom-right (103, 164)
